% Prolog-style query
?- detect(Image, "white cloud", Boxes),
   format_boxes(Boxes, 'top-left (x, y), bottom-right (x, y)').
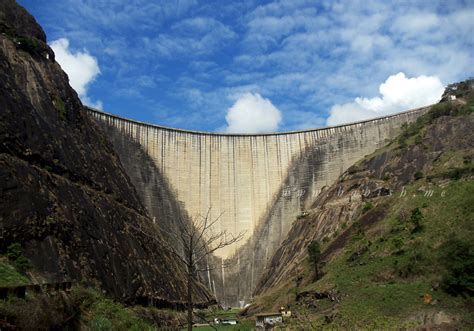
top-left (326, 72), bottom-right (444, 126)
top-left (224, 93), bottom-right (282, 133)
top-left (50, 38), bottom-right (102, 108)
top-left (392, 13), bottom-right (440, 35)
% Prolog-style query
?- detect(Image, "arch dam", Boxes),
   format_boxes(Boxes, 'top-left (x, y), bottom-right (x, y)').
top-left (87, 106), bottom-right (429, 305)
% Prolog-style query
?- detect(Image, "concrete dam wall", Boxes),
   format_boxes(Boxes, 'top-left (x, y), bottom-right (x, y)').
top-left (88, 106), bottom-right (428, 304)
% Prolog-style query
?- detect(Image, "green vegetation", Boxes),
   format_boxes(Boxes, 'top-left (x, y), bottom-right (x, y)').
top-left (6, 243), bottom-right (31, 272)
top-left (84, 289), bottom-right (155, 331)
top-left (53, 95), bottom-right (67, 120)
top-left (397, 96), bottom-right (474, 149)
top-left (45, 216), bottom-right (57, 224)
top-left (440, 238), bottom-right (474, 297)
top-left (308, 240), bottom-right (321, 279)
top-left (302, 179), bottom-right (474, 328)
top-left (409, 207), bottom-right (424, 234)
top-left (266, 180), bottom-right (473, 328)
top-left (0, 285), bottom-right (162, 330)
top-left (16, 36), bottom-right (42, 55)
top-left (427, 166), bottom-right (474, 181)
top-left (0, 260), bottom-right (30, 287)
top-left (362, 201), bottom-right (373, 213)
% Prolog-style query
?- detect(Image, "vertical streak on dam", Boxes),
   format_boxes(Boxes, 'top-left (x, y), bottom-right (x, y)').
top-left (88, 107), bottom-right (428, 263)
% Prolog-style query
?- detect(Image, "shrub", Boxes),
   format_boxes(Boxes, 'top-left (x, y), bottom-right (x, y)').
top-left (440, 238), bottom-right (474, 297)
top-left (414, 171), bottom-right (424, 180)
top-left (6, 243), bottom-right (31, 272)
top-left (459, 101), bottom-right (474, 115)
top-left (17, 36), bottom-right (42, 55)
top-left (6, 243), bottom-right (22, 261)
top-left (429, 102), bottom-right (453, 120)
top-left (414, 134), bottom-right (423, 145)
top-left (392, 236), bottom-right (404, 254)
top-left (45, 216), bottom-right (56, 225)
top-left (409, 208), bottom-right (423, 234)
top-left (362, 202), bottom-right (373, 213)
top-left (395, 250), bottom-right (424, 278)
top-left (307, 240), bottom-right (321, 279)
top-left (14, 256), bottom-right (31, 273)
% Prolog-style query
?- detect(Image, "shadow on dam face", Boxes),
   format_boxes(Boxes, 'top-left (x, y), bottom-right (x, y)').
top-left (88, 105), bottom-right (430, 306)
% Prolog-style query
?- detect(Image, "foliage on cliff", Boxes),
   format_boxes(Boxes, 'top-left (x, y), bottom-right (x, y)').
top-left (247, 81), bottom-right (474, 329)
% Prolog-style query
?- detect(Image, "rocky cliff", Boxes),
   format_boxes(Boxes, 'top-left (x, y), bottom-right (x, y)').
top-left (0, 0), bottom-right (212, 306)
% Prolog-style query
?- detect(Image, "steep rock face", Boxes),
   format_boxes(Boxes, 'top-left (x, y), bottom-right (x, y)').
top-left (0, 0), bottom-right (212, 306)
top-left (254, 99), bottom-right (474, 296)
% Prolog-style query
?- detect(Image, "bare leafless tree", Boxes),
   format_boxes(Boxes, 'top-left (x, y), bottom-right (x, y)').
top-left (131, 208), bottom-right (244, 331)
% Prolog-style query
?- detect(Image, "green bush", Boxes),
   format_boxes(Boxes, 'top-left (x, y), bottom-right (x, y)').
top-left (17, 36), bottom-right (42, 55)
top-left (440, 238), bottom-right (474, 297)
top-left (6, 243), bottom-right (30, 272)
top-left (391, 236), bottom-right (404, 253)
top-left (308, 240), bottom-right (321, 279)
top-left (351, 222), bottom-right (365, 241)
top-left (6, 243), bottom-right (22, 261)
top-left (362, 202), bottom-right (373, 213)
top-left (409, 208), bottom-right (423, 234)
top-left (429, 102), bottom-right (453, 120)
top-left (414, 134), bottom-right (423, 145)
top-left (92, 316), bottom-right (113, 331)
top-left (395, 250), bottom-right (424, 278)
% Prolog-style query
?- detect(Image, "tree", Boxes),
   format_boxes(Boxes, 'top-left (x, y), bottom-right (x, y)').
top-left (410, 208), bottom-right (424, 233)
top-left (441, 238), bottom-right (474, 297)
top-left (132, 209), bottom-right (244, 331)
top-left (308, 240), bottom-right (321, 280)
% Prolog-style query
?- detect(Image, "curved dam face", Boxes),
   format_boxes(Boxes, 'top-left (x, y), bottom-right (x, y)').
top-left (88, 106), bottom-right (428, 305)
top-left (88, 107), bottom-right (427, 261)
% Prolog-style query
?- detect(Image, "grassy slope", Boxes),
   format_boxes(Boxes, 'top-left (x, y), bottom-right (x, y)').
top-left (310, 179), bottom-right (474, 328)
top-left (0, 259), bottom-right (29, 286)
top-left (252, 91), bottom-right (474, 329)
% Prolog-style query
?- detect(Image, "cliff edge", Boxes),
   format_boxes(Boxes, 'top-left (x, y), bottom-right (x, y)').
top-left (0, 0), bottom-right (212, 307)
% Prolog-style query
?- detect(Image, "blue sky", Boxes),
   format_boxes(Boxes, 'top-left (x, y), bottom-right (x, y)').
top-left (18, 0), bottom-right (474, 133)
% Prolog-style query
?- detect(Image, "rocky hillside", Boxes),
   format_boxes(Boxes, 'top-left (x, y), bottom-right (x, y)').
top-left (0, 0), bottom-right (212, 307)
top-left (247, 80), bottom-right (474, 328)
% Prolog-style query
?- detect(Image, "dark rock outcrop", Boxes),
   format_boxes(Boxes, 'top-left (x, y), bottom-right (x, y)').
top-left (0, 0), bottom-right (212, 306)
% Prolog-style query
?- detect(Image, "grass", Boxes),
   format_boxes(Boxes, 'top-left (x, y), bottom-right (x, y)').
top-left (72, 287), bottom-right (156, 331)
top-left (304, 178), bottom-right (474, 328)
top-left (0, 259), bottom-right (30, 287)
top-left (250, 124), bottom-right (474, 327)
